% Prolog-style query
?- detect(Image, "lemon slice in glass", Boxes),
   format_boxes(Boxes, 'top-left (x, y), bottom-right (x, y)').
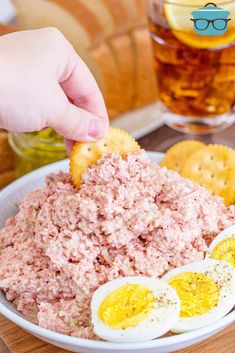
top-left (164, 0), bottom-right (235, 49)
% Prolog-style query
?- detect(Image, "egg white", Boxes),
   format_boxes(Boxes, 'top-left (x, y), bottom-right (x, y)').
top-left (206, 224), bottom-right (235, 262)
top-left (162, 259), bottom-right (235, 333)
top-left (91, 276), bottom-right (180, 343)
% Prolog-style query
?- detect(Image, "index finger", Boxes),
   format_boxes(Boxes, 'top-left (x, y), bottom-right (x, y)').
top-left (59, 43), bottom-right (108, 120)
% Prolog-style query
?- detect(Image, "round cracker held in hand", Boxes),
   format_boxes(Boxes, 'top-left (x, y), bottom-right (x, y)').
top-left (160, 140), bottom-right (205, 173)
top-left (70, 127), bottom-right (140, 187)
top-left (180, 144), bottom-right (235, 206)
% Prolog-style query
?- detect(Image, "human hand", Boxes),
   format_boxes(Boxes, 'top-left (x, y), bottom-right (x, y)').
top-left (0, 28), bottom-right (109, 152)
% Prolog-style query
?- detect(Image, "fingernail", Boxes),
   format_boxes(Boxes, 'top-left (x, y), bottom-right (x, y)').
top-left (88, 119), bottom-right (108, 139)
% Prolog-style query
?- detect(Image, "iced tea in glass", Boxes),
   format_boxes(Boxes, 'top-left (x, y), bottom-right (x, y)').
top-left (147, 0), bottom-right (235, 133)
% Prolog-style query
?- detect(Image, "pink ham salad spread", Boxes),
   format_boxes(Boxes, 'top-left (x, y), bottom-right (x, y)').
top-left (0, 151), bottom-right (234, 339)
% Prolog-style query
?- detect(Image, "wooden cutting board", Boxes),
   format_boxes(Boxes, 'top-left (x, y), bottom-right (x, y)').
top-left (0, 315), bottom-right (235, 353)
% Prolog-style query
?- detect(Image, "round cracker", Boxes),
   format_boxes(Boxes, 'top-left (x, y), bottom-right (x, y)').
top-left (70, 127), bottom-right (140, 187)
top-left (180, 144), bottom-right (235, 206)
top-left (160, 140), bottom-right (205, 173)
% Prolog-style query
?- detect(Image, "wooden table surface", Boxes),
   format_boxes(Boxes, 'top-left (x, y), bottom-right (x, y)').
top-left (0, 123), bottom-right (235, 353)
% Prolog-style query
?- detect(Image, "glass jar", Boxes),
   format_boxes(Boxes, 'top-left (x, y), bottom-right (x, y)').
top-left (9, 129), bottom-right (67, 177)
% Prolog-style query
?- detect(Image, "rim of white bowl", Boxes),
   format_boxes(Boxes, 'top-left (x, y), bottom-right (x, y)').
top-left (0, 152), bottom-right (235, 350)
top-left (1, 301), bottom-right (234, 350)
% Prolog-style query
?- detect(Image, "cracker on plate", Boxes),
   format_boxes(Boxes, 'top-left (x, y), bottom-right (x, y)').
top-left (160, 140), bottom-right (205, 173)
top-left (70, 127), bottom-right (140, 187)
top-left (180, 144), bottom-right (235, 205)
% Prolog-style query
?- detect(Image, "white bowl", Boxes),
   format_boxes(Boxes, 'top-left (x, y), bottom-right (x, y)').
top-left (0, 152), bottom-right (234, 353)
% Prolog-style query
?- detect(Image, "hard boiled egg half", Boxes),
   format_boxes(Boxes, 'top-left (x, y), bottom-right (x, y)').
top-left (163, 259), bottom-right (235, 333)
top-left (91, 276), bottom-right (180, 342)
top-left (206, 224), bottom-right (235, 268)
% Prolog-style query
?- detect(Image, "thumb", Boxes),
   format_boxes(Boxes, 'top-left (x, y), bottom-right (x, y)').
top-left (52, 101), bottom-right (109, 142)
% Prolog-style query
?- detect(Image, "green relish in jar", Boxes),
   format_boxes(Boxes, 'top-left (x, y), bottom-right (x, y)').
top-left (9, 128), bottom-right (67, 177)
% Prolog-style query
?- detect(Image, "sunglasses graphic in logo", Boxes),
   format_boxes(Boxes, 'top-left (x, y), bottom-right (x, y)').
top-left (191, 2), bottom-right (231, 36)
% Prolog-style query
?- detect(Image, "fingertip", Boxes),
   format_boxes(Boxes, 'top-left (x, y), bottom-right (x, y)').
top-left (88, 117), bottom-right (109, 139)
top-left (64, 139), bottom-right (75, 155)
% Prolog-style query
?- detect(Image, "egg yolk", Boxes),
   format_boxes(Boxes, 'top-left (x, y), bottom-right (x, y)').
top-left (98, 284), bottom-right (155, 329)
top-left (211, 237), bottom-right (235, 268)
top-left (169, 272), bottom-right (219, 318)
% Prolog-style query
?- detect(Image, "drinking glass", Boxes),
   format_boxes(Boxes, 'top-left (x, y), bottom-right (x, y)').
top-left (147, 0), bottom-right (235, 134)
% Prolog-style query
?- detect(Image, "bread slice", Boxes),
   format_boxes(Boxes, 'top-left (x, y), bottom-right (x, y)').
top-left (131, 27), bottom-right (158, 108)
top-left (121, 0), bottom-right (147, 28)
top-left (79, 0), bottom-right (115, 37)
top-left (0, 170), bottom-right (16, 188)
top-left (135, 0), bottom-right (148, 26)
top-left (102, 0), bottom-right (133, 34)
top-left (109, 34), bottom-right (135, 111)
top-left (14, 0), bottom-right (91, 52)
top-left (90, 43), bottom-right (124, 118)
top-left (51, 0), bottom-right (106, 46)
